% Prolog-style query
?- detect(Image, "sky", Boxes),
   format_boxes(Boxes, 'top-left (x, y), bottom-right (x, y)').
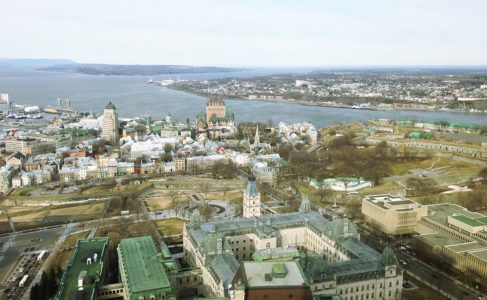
top-left (0, 0), bottom-right (486, 67)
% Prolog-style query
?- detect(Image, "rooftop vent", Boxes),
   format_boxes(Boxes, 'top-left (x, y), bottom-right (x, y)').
top-left (264, 273), bottom-right (273, 281)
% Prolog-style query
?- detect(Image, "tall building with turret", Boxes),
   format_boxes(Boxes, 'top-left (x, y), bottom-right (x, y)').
top-left (101, 101), bottom-right (119, 144)
top-left (243, 177), bottom-right (261, 218)
top-left (196, 95), bottom-right (236, 139)
top-left (206, 95), bottom-right (226, 124)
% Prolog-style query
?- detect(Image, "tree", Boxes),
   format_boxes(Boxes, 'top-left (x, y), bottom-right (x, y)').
top-left (30, 284), bottom-right (40, 300)
top-left (164, 143), bottom-right (173, 154)
top-left (478, 167), bottom-right (487, 183)
top-left (211, 161), bottom-right (237, 179)
top-left (169, 190), bottom-right (179, 208)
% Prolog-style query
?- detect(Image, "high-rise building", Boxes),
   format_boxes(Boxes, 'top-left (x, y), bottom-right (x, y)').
top-left (101, 101), bottom-right (119, 144)
top-left (243, 177), bottom-right (261, 218)
top-left (206, 95), bottom-right (226, 124)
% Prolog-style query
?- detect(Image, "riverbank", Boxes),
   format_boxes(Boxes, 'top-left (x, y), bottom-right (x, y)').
top-left (163, 84), bottom-right (487, 116)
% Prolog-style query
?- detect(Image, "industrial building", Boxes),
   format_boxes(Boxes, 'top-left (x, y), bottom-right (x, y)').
top-left (56, 237), bottom-right (108, 300)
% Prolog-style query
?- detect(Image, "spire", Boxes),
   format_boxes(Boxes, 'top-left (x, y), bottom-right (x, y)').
top-left (245, 176), bottom-right (259, 198)
top-left (299, 194), bottom-right (311, 213)
top-left (254, 124), bottom-right (260, 147)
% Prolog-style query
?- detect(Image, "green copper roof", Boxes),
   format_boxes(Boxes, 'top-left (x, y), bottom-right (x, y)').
top-left (380, 247), bottom-right (397, 266)
top-left (105, 101), bottom-right (116, 110)
top-left (118, 236), bottom-right (173, 295)
top-left (57, 238), bottom-right (108, 300)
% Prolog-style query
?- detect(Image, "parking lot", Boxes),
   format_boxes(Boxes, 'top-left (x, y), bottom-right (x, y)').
top-left (0, 227), bottom-right (63, 300)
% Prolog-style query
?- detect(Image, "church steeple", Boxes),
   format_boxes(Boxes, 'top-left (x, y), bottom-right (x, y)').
top-left (254, 124), bottom-right (260, 148)
top-left (243, 177), bottom-right (261, 218)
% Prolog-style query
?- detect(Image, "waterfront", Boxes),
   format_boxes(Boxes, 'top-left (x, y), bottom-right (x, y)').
top-left (1, 69), bottom-right (486, 128)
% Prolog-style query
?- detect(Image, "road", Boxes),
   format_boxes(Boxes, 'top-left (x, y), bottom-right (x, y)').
top-left (358, 225), bottom-right (484, 300)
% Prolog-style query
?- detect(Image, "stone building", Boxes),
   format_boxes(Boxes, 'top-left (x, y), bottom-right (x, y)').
top-left (101, 101), bottom-right (119, 144)
top-left (243, 177), bottom-right (261, 218)
top-left (362, 194), bottom-right (428, 235)
top-left (183, 197), bottom-right (403, 299)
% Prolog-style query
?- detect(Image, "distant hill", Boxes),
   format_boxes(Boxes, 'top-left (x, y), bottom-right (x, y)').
top-left (0, 58), bottom-right (76, 68)
top-left (39, 63), bottom-right (244, 75)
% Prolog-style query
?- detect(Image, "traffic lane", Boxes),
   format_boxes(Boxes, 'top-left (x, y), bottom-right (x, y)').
top-left (396, 251), bottom-right (475, 299)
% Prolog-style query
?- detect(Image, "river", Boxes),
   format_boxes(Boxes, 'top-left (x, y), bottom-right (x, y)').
top-left (0, 69), bottom-right (486, 128)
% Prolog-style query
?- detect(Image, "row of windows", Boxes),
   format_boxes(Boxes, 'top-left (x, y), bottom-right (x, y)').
top-left (341, 289), bottom-right (398, 300)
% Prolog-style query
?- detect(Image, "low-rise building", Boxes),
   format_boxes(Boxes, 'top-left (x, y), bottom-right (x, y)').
top-left (117, 236), bottom-right (176, 300)
top-left (362, 194), bottom-right (427, 235)
top-left (414, 204), bottom-right (487, 282)
top-left (56, 238), bottom-right (108, 300)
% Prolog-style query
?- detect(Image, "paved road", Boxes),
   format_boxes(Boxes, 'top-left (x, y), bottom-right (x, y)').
top-left (357, 225), bottom-right (484, 300)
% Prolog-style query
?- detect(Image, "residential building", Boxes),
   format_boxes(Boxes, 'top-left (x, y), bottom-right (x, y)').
top-left (174, 158), bottom-right (186, 171)
top-left (6, 151), bottom-right (26, 167)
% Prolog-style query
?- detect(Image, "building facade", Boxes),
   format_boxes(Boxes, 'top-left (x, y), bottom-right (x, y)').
top-left (101, 101), bottom-right (119, 144)
top-left (362, 194), bottom-right (428, 235)
top-left (183, 201), bottom-right (403, 299)
top-left (243, 177), bottom-right (261, 218)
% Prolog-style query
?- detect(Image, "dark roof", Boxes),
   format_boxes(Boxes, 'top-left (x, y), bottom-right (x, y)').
top-left (8, 152), bottom-right (26, 161)
top-left (207, 95), bottom-right (225, 106)
top-left (105, 101), bottom-right (116, 110)
top-left (245, 177), bottom-right (259, 197)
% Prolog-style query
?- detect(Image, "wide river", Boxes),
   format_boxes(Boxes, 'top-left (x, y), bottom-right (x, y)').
top-left (0, 69), bottom-right (486, 128)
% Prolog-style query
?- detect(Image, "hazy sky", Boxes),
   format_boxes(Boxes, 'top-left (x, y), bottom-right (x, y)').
top-left (1, 0), bottom-right (486, 66)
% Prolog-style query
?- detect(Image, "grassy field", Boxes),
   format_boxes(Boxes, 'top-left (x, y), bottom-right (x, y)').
top-left (7, 181), bottom-right (152, 202)
top-left (145, 196), bottom-right (174, 211)
top-left (49, 202), bottom-right (105, 216)
top-left (156, 218), bottom-right (187, 236)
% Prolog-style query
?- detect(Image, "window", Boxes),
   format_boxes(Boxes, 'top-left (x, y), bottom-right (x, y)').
top-left (150, 295), bottom-right (155, 300)
top-left (288, 295), bottom-right (294, 299)
top-left (263, 295), bottom-right (269, 300)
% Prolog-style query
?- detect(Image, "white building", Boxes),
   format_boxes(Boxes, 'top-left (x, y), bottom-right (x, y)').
top-left (101, 102), bottom-right (119, 144)
top-left (243, 178), bottom-right (261, 218)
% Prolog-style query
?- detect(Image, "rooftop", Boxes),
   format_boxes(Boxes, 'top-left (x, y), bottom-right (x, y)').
top-left (426, 203), bottom-right (485, 227)
top-left (364, 194), bottom-right (418, 210)
top-left (450, 214), bottom-right (487, 227)
top-left (57, 238), bottom-right (108, 300)
top-left (118, 236), bottom-right (172, 294)
top-left (242, 261), bottom-right (308, 288)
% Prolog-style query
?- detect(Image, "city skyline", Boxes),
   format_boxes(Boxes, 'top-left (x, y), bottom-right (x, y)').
top-left (1, 0), bottom-right (487, 67)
